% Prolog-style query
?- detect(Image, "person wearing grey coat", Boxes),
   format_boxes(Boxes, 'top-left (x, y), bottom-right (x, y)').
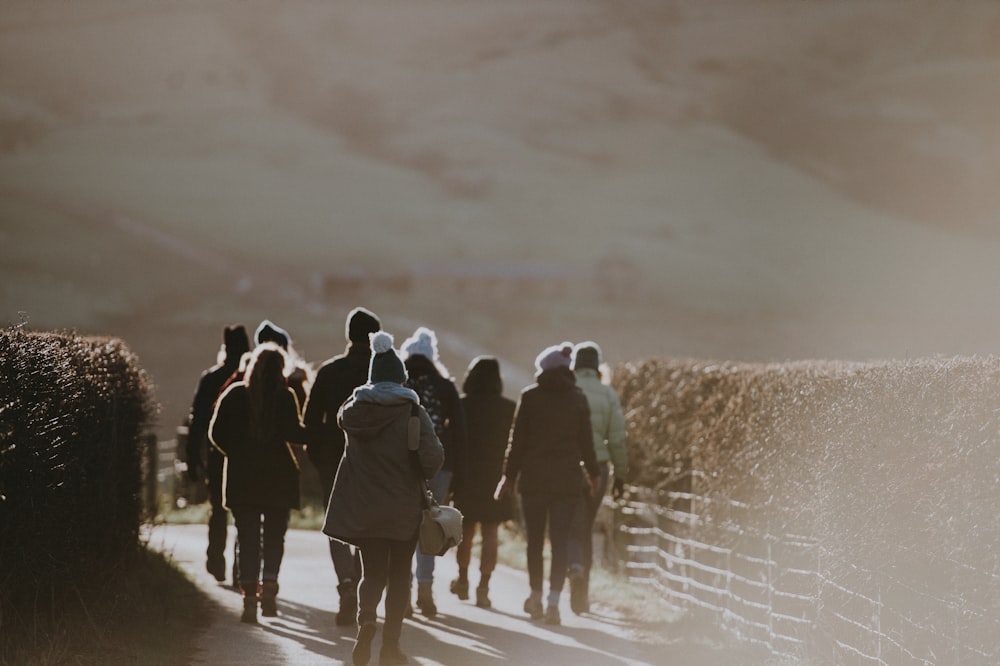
top-left (323, 332), bottom-right (443, 666)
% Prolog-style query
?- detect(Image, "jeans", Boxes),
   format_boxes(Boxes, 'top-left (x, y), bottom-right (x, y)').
top-left (357, 537), bottom-right (418, 646)
top-left (231, 507), bottom-right (290, 584)
top-left (414, 469), bottom-right (452, 584)
top-left (567, 461), bottom-right (610, 574)
top-left (521, 493), bottom-right (578, 593)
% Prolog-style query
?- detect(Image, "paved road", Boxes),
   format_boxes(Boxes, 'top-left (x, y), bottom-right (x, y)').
top-left (147, 524), bottom-right (669, 665)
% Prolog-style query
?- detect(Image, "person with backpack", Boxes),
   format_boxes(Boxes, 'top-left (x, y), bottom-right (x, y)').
top-left (400, 326), bottom-right (467, 617)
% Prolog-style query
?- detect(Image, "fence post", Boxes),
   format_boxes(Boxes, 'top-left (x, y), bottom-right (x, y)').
top-left (143, 433), bottom-right (157, 520)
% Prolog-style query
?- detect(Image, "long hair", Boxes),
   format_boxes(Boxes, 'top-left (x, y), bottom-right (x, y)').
top-left (243, 343), bottom-right (289, 442)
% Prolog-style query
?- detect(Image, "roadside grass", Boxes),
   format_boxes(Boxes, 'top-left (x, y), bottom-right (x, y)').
top-left (0, 544), bottom-right (210, 666)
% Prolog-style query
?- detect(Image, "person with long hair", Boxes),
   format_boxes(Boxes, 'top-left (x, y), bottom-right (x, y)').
top-left (209, 343), bottom-right (309, 624)
top-left (323, 331), bottom-right (443, 665)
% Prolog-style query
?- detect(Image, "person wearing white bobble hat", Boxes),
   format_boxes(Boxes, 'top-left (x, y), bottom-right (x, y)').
top-left (323, 331), bottom-right (444, 666)
top-left (400, 326), bottom-right (468, 618)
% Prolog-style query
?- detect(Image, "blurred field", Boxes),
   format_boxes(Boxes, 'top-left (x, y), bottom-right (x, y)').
top-left (3, 1), bottom-right (1000, 439)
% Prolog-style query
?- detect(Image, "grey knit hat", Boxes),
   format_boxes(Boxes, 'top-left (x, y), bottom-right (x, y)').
top-left (368, 331), bottom-right (407, 384)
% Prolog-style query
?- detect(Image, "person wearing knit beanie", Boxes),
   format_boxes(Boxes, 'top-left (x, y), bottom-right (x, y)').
top-left (534, 342), bottom-right (574, 375)
top-left (571, 342), bottom-right (601, 373)
top-left (255, 320), bottom-right (290, 350)
top-left (369, 331), bottom-right (408, 384)
top-left (566, 339), bottom-right (628, 616)
top-left (347, 307), bottom-right (381, 345)
top-left (303, 307), bottom-right (383, 626)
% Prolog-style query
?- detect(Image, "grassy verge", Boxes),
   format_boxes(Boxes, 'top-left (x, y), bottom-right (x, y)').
top-left (0, 545), bottom-right (210, 665)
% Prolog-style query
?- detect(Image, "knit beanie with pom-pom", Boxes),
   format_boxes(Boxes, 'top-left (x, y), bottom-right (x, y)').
top-left (401, 326), bottom-right (439, 361)
top-left (368, 331), bottom-right (408, 384)
top-left (534, 342), bottom-right (574, 374)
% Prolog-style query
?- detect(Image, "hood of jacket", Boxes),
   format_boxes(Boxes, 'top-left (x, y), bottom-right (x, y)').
top-left (340, 382), bottom-right (419, 441)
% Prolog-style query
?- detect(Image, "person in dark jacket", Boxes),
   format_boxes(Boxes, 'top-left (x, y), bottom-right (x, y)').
top-left (450, 356), bottom-right (516, 609)
top-left (495, 342), bottom-right (599, 626)
top-left (401, 326), bottom-right (467, 617)
top-left (187, 324), bottom-right (250, 584)
top-left (209, 343), bottom-right (309, 624)
top-left (324, 331), bottom-right (444, 666)
top-left (303, 306), bottom-right (381, 625)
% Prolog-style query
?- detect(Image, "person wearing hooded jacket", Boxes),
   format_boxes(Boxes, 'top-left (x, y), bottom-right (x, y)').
top-left (495, 342), bottom-right (599, 626)
top-left (324, 331), bottom-right (444, 666)
top-left (209, 343), bottom-right (310, 624)
top-left (566, 341), bottom-right (629, 615)
top-left (187, 324), bottom-right (251, 584)
top-left (303, 306), bottom-right (381, 625)
top-left (450, 356), bottom-right (516, 609)
top-left (400, 326), bottom-right (467, 617)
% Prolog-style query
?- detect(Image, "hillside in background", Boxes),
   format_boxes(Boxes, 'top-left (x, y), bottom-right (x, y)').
top-left (2, 0), bottom-right (1000, 440)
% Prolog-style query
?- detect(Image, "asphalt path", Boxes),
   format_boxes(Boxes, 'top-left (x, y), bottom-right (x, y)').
top-left (147, 523), bottom-right (670, 665)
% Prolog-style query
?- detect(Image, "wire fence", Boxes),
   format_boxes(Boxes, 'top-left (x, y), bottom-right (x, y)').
top-left (609, 472), bottom-right (1000, 665)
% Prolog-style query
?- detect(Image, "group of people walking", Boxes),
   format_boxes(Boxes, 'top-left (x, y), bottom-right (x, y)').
top-left (185, 307), bottom-right (628, 665)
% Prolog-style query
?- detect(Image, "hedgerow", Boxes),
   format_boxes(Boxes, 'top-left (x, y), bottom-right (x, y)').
top-left (0, 327), bottom-right (154, 643)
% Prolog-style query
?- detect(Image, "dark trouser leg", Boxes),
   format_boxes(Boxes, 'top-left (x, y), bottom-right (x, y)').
top-left (521, 494), bottom-right (549, 592)
top-left (547, 495), bottom-right (578, 594)
top-left (261, 508), bottom-right (290, 582)
top-left (206, 454), bottom-right (228, 570)
top-left (357, 539), bottom-right (389, 627)
top-left (232, 508), bottom-right (262, 586)
top-left (382, 537), bottom-right (418, 648)
top-left (479, 522), bottom-right (499, 576)
top-left (568, 461), bottom-right (609, 572)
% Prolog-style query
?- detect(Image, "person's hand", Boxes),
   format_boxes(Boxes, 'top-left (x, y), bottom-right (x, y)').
top-left (494, 475), bottom-right (513, 501)
top-left (612, 477), bottom-right (626, 501)
top-left (587, 474), bottom-right (601, 498)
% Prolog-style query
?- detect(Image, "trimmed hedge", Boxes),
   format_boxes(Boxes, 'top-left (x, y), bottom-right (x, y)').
top-left (612, 355), bottom-right (1000, 630)
top-left (0, 328), bottom-right (154, 635)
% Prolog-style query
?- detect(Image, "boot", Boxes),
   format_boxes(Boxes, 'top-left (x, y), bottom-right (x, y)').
top-left (476, 573), bottom-right (491, 608)
top-left (337, 580), bottom-right (358, 626)
top-left (206, 553), bottom-right (226, 582)
top-left (415, 582), bottom-right (436, 617)
top-left (523, 591), bottom-right (543, 620)
top-left (378, 642), bottom-right (408, 665)
top-left (449, 576), bottom-right (469, 601)
top-left (260, 581), bottom-right (279, 617)
top-left (352, 622), bottom-right (377, 666)
top-left (240, 583), bottom-right (258, 624)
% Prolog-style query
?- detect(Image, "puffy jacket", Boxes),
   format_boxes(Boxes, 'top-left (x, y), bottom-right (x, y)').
top-left (574, 368), bottom-right (628, 481)
top-left (504, 367), bottom-right (598, 497)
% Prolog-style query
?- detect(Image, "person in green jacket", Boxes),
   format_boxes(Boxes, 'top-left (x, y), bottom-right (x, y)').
top-left (566, 340), bottom-right (628, 615)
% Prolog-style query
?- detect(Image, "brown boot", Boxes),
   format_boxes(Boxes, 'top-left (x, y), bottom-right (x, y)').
top-left (240, 583), bottom-right (258, 624)
top-left (415, 582), bottom-right (436, 617)
top-left (260, 581), bottom-right (279, 617)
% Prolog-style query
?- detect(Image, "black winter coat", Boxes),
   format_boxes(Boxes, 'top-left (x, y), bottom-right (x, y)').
top-left (303, 343), bottom-right (371, 477)
top-left (187, 360), bottom-right (240, 480)
top-left (504, 367), bottom-right (599, 497)
top-left (209, 383), bottom-right (307, 510)
top-left (456, 391), bottom-right (516, 522)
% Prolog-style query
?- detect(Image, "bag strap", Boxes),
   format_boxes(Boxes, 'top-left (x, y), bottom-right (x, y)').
top-left (407, 402), bottom-right (434, 509)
